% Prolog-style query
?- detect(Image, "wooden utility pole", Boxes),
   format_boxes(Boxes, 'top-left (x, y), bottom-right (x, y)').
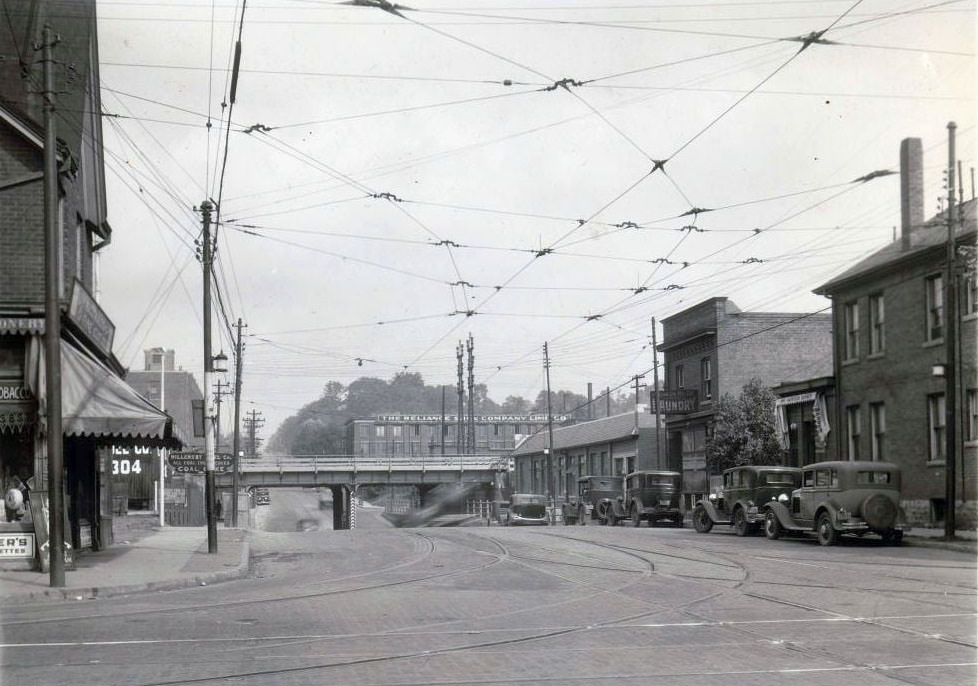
top-left (944, 122), bottom-right (958, 539)
top-left (456, 342), bottom-right (464, 455)
top-left (231, 318), bottom-right (245, 527)
top-left (43, 25), bottom-right (65, 587)
top-left (200, 200), bottom-right (217, 553)
top-left (544, 343), bottom-right (555, 523)
top-left (651, 317), bottom-right (663, 468)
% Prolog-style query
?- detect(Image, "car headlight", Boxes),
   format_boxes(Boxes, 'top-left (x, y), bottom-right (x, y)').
top-left (708, 493), bottom-right (717, 502)
top-left (778, 493), bottom-right (789, 504)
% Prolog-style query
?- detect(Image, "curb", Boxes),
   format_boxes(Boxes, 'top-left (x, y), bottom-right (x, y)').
top-left (2, 539), bottom-right (252, 605)
top-left (904, 536), bottom-right (977, 555)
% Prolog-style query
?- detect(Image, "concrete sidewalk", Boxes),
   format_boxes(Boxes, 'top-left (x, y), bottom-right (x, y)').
top-left (903, 526), bottom-right (977, 554)
top-left (0, 526), bottom-right (249, 604)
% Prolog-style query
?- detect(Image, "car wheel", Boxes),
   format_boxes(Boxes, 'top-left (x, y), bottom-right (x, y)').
top-left (816, 512), bottom-right (838, 546)
top-left (862, 493), bottom-right (898, 530)
top-left (733, 507), bottom-right (749, 537)
top-left (631, 507), bottom-right (642, 527)
top-left (763, 510), bottom-right (782, 540)
top-left (692, 505), bottom-right (713, 533)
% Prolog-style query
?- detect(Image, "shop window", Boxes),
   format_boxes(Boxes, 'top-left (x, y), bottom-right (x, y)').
top-left (869, 293), bottom-right (884, 354)
top-left (928, 393), bottom-right (946, 461)
top-left (926, 274), bottom-right (944, 341)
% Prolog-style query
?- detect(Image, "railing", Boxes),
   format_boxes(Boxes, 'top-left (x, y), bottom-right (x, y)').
top-left (465, 499), bottom-right (495, 519)
top-left (239, 454), bottom-right (507, 473)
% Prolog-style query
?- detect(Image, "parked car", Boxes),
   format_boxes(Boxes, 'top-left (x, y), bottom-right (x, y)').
top-left (560, 475), bottom-right (622, 525)
top-left (763, 460), bottom-right (907, 546)
top-left (692, 465), bottom-right (802, 536)
top-left (607, 470), bottom-right (683, 527)
top-left (505, 493), bottom-right (550, 526)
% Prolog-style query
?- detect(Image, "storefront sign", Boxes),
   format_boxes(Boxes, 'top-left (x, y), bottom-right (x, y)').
top-left (650, 390), bottom-right (699, 414)
top-left (775, 391), bottom-right (817, 406)
top-left (0, 533), bottom-right (34, 558)
top-left (0, 384), bottom-right (32, 401)
top-left (164, 487), bottom-right (187, 505)
top-left (168, 452), bottom-right (234, 473)
top-left (68, 279), bottom-right (115, 357)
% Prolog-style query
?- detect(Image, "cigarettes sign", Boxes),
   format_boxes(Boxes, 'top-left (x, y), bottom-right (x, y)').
top-left (0, 534), bottom-right (34, 558)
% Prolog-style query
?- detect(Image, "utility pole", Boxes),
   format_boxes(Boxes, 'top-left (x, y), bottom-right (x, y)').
top-left (544, 343), bottom-right (556, 523)
top-left (231, 318), bottom-right (245, 527)
top-left (200, 200), bottom-right (218, 553)
top-left (213, 380), bottom-right (230, 453)
top-left (244, 410), bottom-right (264, 457)
top-left (945, 121), bottom-right (958, 540)
top-left (440, 386), bottom-right (446, 456)
top-left (42, 25), bottom-right (65, 587)
top-left (158, 349), bottom-right (167, 527)
top-left (456, 342), bottom-right (464, 455)
top-left (651, 317), bottom-right (663, 468)
top-left (467, 333), bottom-right (475, 453)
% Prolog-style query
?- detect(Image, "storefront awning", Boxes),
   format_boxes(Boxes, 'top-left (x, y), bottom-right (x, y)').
top-left (28, 336), bottom-right (183, 446)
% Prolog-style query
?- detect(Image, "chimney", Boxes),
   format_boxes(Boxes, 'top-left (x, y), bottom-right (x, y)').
top-left (900, 138), bottom-right (923, 251)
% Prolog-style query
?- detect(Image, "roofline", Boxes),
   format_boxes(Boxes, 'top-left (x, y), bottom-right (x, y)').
top-left (0, 101), bottom-right (43, 149)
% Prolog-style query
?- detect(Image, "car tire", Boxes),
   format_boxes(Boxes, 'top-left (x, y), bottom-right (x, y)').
top-left (693, 505), bottom-right (713, 533)
top-left (816, 512), bottom-right (838, 546)
top-left (763, 510), bottom-right (782, 540)
top-left (862, 493), bottom-right (898, 530)
top-left (733, 507), bottom-right (750, 537)
top-left (631, 507), bottom-right (642, 527)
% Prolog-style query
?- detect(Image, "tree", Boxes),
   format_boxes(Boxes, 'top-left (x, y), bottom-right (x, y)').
top-left (500, 395), bottom-right (530, 414)
top-left (705, 378), bottom-right (783, 474)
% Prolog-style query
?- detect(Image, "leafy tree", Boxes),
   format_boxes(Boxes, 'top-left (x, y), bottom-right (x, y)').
top-left (705, 378), bottom-right (784, 473)
top-left (500, 395), bottom-right (530, 414)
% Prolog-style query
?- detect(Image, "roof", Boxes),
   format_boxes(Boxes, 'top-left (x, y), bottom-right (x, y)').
top-left (816, 199), bottom-right (977, 295)
top-left (512, 412), bottom-right (657, 456)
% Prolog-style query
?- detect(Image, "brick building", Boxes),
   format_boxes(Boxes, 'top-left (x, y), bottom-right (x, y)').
top-left (510, 411), bottom-right (662, 498)
top-left (0, 2), bottom-right (176, 566)
top-left (346, 414), bottom-right (563, 458)
top-left (814, 137), bottom-right (977, 527)
top-left (658, 298), bottom-right (833, 507)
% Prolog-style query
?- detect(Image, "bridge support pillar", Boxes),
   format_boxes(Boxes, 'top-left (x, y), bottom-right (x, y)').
top-left (331, 485), bottom-right (352, 530)
top-left (417, 484), bottom-right (439, 509)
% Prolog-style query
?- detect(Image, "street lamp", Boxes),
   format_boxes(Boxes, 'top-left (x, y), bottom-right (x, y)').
top-left (212, 351), bottom-right (228, 374)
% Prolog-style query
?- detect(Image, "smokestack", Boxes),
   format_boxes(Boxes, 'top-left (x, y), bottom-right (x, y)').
top-left (900, 138), bottom-right (923, 251)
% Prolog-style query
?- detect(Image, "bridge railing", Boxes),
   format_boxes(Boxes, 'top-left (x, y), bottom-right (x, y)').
top-left (238, 454), bottom-right (508, 473)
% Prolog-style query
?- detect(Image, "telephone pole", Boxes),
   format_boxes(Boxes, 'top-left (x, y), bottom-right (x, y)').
top-left (231, 318), bottom-right (245, 527)
top-left (466, 334), bottom-right (475, 453)
top-left (651, 317), bottom-right (663, 468)
top-left (944, 121), bottom-right (958, 540)
top-left (42, 25), bottom-right (65, 586)
top-left (200, 200), bottom-right (217, 553)
top-left (456, 342), bottom-right (464, 455)
top-left (244, 410), bottom-right (265, 457)
top-left (544, 343), bottom-right (555, 523)
top-left (213, 380), bottom-right (231, 453)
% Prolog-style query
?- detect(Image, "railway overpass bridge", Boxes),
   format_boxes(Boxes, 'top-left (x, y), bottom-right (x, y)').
top-left (216, 454), bottom-right (508, 529)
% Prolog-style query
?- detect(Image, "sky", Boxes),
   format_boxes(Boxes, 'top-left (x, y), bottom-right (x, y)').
top-left (93, 0), bottom-right (977, 443)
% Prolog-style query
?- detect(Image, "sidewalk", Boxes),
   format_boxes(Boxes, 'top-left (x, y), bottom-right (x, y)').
top-left (0, 526), bottom-right (249, 604)
top-left (903, 526), bottom-right (977, 555)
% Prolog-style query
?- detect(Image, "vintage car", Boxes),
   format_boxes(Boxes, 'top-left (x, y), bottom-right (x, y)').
top-left (505, 493), bottom-right (550, 526)
top-left (607, 470), bottom-right (683, 527)
top-left (561, 475), bottom-right (622, 525)
top-left (763, 460), bottom-right (907, 546)
top-left (692, 465), bottom-right (802, 536)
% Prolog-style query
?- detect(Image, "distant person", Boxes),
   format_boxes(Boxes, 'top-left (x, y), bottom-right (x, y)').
top-left (215, 497), bottom-right (223, 521)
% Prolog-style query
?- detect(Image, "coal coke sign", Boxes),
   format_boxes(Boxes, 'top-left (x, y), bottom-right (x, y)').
top-left (168, 452), bottom-right (234, 474)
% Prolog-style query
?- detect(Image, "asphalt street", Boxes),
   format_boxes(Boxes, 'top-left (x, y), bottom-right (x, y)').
top-left (1, 497), bottom-right (974, 686)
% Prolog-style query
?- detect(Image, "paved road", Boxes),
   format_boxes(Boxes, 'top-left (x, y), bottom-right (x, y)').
top-left (1, 523), bottom-right (974, 685)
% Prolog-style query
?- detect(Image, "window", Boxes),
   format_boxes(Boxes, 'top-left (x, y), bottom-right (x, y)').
top-left (846, 405), bottom-right (860, 460)
top-left (967, 390), bottom-right (977, 443)
top-left (869, 294), bottom-right (885, 354)
top-left (675, 364), bottom-right (685, 389)
top-left (870, 402), bottom-right (885, 461)
top-left (926, 274), bottom-right (944, 341)
top-left (928, 393), bottom-right (946, 461)
top-left (701, 357), bottom-right (712, 399)
top-left (391, 425), bottom-right (402, 438)
top-left (844, 301), bottom-right (859, 360)
top-left (965, 275), bottom-right (977, 316)
top-left (375, 425), bottom-right (386, 438)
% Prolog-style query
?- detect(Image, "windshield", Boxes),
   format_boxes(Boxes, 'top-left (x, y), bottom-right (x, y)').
top-left (647, 476), bottom-right (678, 487)
top-left (589, 478), bottom-right (620, 490)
